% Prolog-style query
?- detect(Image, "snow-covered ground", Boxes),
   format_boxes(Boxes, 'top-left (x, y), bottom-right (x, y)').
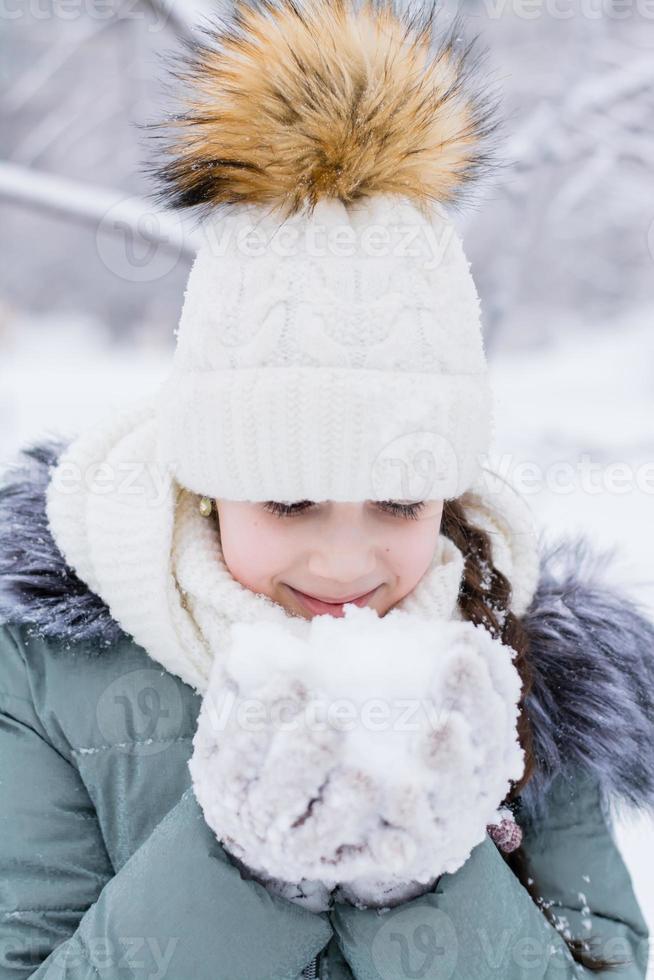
top-left (1, 313), bottom-right (653, 960)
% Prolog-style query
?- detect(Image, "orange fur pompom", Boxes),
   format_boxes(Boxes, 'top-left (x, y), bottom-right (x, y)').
top-left (144, 0), bottom-right (502, 219)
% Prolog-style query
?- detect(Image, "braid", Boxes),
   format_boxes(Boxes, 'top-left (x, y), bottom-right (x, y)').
top-left (440, 497), bottom-right (535, 800)
top-left (440, 498), bottom-right (625, 973)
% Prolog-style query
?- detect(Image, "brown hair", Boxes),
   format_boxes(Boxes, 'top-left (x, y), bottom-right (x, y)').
top-left (441, 497), bottom-right (625, 973)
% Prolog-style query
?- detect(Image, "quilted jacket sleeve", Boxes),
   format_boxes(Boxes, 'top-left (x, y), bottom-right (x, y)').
top-left (0, 624), bottom-right (332, 980)
top-left (516, 768), bottom-right (650, 979)
top-left (330, 769), bottom-right (649, 979)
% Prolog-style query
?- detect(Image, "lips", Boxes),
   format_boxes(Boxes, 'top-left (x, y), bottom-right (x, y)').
top-left (286, 584), bottom-right (378, 617)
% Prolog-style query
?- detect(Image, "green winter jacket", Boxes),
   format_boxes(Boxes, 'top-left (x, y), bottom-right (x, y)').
top-left (0, 620), bottom-right (649, 980)
top-left (0, 441), bottom-right (653, 979)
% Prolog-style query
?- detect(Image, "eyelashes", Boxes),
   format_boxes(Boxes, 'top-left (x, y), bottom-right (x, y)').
top-left (262, 500), bottom-right (426, 520)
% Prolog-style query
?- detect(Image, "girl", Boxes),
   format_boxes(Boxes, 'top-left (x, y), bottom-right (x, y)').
top-left (1, 1), bottom-right (653, 977)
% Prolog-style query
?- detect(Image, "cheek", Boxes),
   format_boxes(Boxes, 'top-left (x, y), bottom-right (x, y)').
top-left (219, 510), bottom-right (297, 590)
top-left (384, 522), bottom-right (440, 586)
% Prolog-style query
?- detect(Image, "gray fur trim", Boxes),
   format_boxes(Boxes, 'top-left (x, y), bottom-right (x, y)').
top-left (519, 535), bottom-right (654, 825)
top-left (0, 438), bottom-right (126, 649)
top-left (1, 438), bottom-right (654, 822)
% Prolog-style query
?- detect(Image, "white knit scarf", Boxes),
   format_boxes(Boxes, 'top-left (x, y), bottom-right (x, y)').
top-left (45, 397), bottom-right (541, 910)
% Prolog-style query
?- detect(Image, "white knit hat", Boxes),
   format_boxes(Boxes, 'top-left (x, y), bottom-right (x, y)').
top-left (147, 0), bottom-right (501, 504)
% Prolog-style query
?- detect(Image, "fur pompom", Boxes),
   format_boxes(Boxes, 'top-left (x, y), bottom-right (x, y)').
top-left (143, 0), bottom-right (502, 218)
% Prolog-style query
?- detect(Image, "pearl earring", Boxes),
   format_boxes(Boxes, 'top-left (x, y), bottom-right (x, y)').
top-left (199, 495), bottom-right (213, 517)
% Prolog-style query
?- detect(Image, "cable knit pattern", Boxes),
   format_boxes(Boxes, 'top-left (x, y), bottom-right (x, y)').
top-left (172, 201), bottom-right (485, 375)
top-left (155, 196), bottom-right (493, 502)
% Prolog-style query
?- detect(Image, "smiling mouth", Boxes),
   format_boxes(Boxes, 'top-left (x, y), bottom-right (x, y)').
top-left (285, 585), bottom-right (379, 617)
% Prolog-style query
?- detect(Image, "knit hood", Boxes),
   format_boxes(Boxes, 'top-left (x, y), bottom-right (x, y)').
top-left (2, 436), bottom-right (654, 832)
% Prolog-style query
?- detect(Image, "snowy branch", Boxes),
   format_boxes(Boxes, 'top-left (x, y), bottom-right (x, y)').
top-left (0, 161), bottom-right (196, 258)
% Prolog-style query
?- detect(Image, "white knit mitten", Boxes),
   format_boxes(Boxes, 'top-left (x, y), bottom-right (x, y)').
top-left (188, 604), bottom-right (525, 910)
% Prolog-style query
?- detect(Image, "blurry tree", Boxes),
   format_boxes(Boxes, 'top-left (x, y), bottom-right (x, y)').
top-left (1, 0), bottom-right (652, 354)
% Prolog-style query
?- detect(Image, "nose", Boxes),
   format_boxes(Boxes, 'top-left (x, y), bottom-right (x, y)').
top-left (306, 510), bottom-right (378, 585)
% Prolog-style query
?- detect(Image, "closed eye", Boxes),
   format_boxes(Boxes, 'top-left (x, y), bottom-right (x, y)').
top-left (262, 500), bottom-right (425, 520)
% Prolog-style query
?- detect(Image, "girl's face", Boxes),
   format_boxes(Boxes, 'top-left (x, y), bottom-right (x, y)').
top-left (215, 498), bottom-right (444, 619)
